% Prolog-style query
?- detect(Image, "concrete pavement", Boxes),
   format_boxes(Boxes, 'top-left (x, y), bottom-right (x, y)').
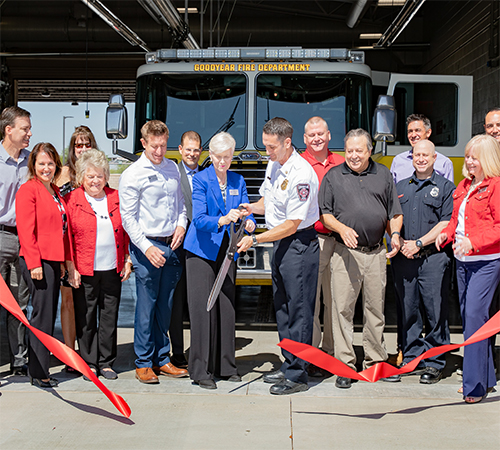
top-left (1, 326), bottom-right (499, 450)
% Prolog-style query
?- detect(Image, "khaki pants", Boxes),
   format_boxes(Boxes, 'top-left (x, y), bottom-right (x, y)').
top-left (331, 242), bottom-right (388, 370)
top-left (312, 234), bottom-right (335, 354)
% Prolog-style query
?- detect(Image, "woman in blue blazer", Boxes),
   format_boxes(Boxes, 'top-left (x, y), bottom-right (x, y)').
top-left (184, 132), bottom-right (256, 389)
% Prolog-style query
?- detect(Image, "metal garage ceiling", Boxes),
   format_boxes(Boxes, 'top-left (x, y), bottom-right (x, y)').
top-left (0, 1), bottom-right (455, 103)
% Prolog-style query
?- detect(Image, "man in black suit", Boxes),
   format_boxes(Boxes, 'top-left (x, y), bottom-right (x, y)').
top-left (170, 131), bottom-right (202, 368)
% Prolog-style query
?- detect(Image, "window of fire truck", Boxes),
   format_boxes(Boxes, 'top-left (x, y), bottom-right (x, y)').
top-left (255, 73), bottom-right (371, 150)
top-left (135, 73), bottom-right (247, 151)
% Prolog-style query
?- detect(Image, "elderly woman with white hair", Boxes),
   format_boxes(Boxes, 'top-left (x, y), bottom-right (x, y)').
top-left (65, 148), bottom-right (132, 380)
top-left (184, 132), bottom-right (256, 389)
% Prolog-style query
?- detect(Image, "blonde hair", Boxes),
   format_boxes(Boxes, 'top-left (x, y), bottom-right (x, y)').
top-left (462, 134), bottom-right (500, 180)
top-left (75, 148), bottom-right (110, 186)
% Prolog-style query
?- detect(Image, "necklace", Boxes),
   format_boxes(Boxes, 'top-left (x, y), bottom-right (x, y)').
top-left (92, 208), bottom-right (109, 220)
top-left (86, 192), bottom-right (108, 219)
top-left (470, 178), bottom-right (482, 191)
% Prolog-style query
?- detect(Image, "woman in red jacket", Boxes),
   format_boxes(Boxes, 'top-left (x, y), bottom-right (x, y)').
top-left (65, 149), bottom-right (132, 380)
top-left (16, 142), bottom-right (71, 388)
top-left (436, 134), bottom-right (500, 403)
top-left (56, 125), bottom-right (99, 366)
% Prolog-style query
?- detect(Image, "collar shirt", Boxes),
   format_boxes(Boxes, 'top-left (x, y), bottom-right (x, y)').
top-left (119, 152), bottom-right (187, 254)
top-left (390, 149), bottom-right (454, 184)
top-left (301, 150), bottom-right (345, 234)
top-left (319, 158), bottom-right (402, 247)
top-left (260, 150), bottom-right (319, 230)
top-left (0, 142), bottom-right (30, 227)
top-left (181, 160), bottom-right (199, 191)
top-left (396, 171), bottom-right (455, 240)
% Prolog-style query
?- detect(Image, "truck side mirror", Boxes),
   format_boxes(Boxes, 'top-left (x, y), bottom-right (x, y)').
top-left (106, 94), bottom-right (128, 140)
top-left (105, 93), bottom-right (138, 161)
top-left (372, 95), bottom-right (396, 156)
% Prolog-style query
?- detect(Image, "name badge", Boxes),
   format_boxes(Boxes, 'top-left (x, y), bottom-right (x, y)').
top-left (148, 175), bottom-right (158, 182)
top-left (229, 189), bottom-right (239, 196)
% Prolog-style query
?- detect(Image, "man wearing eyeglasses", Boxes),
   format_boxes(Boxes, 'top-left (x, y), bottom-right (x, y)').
top-left (170, 130), bottom-right (203, 369)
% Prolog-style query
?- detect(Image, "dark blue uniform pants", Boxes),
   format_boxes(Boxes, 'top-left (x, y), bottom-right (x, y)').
top-left (392, 251), bottom-right (451, 369)
top-left (272, 228), bottom-right (319, 384)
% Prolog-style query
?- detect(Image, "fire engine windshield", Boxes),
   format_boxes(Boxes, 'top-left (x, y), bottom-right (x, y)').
top-left (256, 73), bottom-right (371, 150)
top-left (135, 73), bottom-right (247, 151)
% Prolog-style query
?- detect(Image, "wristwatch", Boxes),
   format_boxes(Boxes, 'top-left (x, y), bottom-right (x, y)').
top-left (252, 234), bottom-right (258, 246)
top-left (416, 239), bottom-right (423, 249)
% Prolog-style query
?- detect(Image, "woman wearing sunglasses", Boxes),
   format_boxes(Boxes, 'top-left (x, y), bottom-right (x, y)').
top-left (56, 126), bottom-right (98, 371)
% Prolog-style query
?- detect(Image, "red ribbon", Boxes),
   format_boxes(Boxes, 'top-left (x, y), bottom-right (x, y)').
top-left (0, 275), bottom-right (131, 418)
top-left (279, 309), bottom-right (500, 382)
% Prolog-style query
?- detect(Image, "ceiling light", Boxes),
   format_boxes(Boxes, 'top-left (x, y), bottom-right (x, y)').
top-left (41, 89), bottom-right (51, 98)
top-left (360, 33), bottom-right (383, 39)
top-left (378, 0), bottom-right (406, 6)
top-left (177, 8), bottom-right (198, 14)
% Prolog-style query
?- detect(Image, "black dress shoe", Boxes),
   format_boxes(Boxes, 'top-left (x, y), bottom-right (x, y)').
top-left (399, 361), bottom-right (427, 377)
top-left (194, 379), bottom-right (217, 390)
top-left (218, 374), bottom-right (242, 382)
top-left (171, 354), bottom-right (188, 369)
top-left (11, 364), bottom-right (28, 376)
top-left (335, 376), bottom-right (352, 389)
top-left (420, 367), bottom-right (442, 384)
top-left (263, 369), bottom-right (285, 384)
top-left (269, 379), bottom-right (309, 395)
top-left (31, 377), bottom-right (59, 388)
top-left (381, 374), bottom-right (401, 382)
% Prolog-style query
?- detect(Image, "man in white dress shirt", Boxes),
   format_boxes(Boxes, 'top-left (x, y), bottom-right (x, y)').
top-left (119, 120), bottom-right (189, 384)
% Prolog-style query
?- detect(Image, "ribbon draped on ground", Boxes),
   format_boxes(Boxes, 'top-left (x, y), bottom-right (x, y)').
top-left (279, 309), bottom-right (500, 382)
top-left (0, 276), bottom-right (131, 418)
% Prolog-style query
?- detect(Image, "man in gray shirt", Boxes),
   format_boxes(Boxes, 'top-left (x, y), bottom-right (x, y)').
top-left (0, 106), bottom-right (32, 375)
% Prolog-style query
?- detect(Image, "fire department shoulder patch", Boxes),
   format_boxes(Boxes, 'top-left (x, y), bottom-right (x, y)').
top-left (297, 184), bottom-right (310, 202)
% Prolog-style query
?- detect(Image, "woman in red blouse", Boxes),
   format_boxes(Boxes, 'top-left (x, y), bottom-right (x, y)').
top-left (65, 149), bottom-right (132, 380)
top-left (436, 134), bottom-right (500, 403)
top-left (16, 142), bottom-right (71, 388)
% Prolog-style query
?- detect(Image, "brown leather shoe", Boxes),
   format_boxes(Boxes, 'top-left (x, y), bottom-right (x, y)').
top-left (135, 367), bottom-right (159, 384)
top-left (153, 362), bottom-right (188, 378)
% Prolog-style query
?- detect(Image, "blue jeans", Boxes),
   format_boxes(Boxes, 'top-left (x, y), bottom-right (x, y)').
top-left (457, 258), bottom-right (500, 398)
top-left (131, 241), bottom-right (182, 368)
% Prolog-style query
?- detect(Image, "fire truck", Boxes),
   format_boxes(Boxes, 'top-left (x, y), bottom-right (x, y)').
top-left (107, 46), bottom-right (473, 285)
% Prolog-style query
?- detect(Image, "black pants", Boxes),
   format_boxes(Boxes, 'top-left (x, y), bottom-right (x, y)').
top-left (72, 269), bottom-right (122, 370)
top-left (186, 234), bottom-right (237, 381)
top-left (0, 230), bottom-right (29, 369)
top-left (392, 251), bottom-right (451, 369)
top-left (272, 228), bottom-right (319, 384)
top-left (20, 257), bottom-right (60, 379)
top-left (170, 246), bottom-right (187, 357)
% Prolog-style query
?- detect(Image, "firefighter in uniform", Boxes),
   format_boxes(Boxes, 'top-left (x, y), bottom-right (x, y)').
top-left (238, 117), bottom-right (319, 395)
top-left (391, 139), bottom-right (455, 383)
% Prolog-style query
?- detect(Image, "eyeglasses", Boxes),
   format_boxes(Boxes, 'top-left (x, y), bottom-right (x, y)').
top-left (75, 143), bottom-right (92, 149)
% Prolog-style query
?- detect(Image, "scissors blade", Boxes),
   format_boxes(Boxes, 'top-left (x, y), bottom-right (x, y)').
top-left (206, 256), bottom-right (232, 311)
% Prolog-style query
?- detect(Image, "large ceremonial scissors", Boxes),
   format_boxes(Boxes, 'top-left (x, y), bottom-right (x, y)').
top-left (206, 207), bottom-right (248, 311)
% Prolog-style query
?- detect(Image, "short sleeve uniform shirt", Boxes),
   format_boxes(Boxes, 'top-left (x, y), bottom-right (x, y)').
top-left (260, 150), bottom-right (319, 230)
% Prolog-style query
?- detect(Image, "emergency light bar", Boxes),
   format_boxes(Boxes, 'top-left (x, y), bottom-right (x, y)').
top-left (145, 47), bottom-right (365, 64)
